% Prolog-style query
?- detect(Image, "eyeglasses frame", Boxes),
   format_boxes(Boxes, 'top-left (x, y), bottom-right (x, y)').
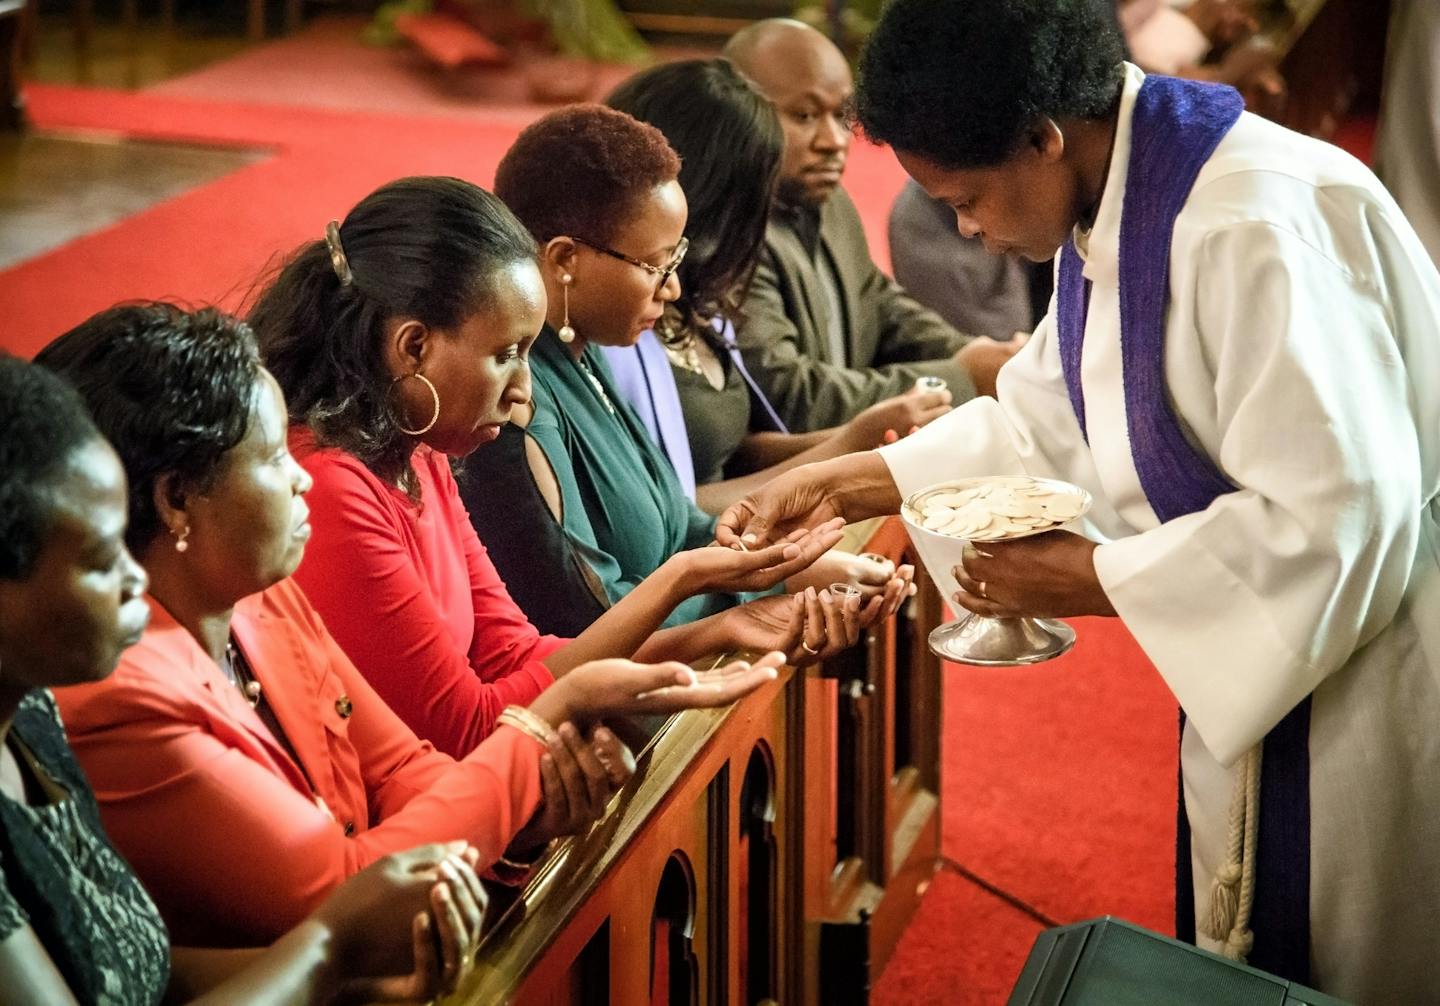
top-left (571, 235), bottom-right (689, 295)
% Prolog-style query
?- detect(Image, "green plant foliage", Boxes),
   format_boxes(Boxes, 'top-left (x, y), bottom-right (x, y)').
top-left (363, 0), bottom-right (434, 46)
top-left (523, 0), bottom-right (651, 63)
top-left (793, 1), bottom-right (881, 57)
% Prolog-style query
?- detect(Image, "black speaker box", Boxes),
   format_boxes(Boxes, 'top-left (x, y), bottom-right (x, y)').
top-left (1008, 916), bottom-right (1349, 1006)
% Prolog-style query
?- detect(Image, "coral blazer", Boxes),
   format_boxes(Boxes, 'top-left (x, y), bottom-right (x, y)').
top-left (53, 579), bottom-right (544, 948)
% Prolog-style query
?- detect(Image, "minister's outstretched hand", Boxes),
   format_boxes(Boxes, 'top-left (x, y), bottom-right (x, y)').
top-left (715, 454), bottom-right (901, 550)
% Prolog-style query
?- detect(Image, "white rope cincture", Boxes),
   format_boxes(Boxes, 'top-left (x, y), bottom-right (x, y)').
top-left (1199, 743), bottom-right (1262, 962)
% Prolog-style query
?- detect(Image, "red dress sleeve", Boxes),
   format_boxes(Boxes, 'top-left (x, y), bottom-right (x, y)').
top-left (290, 435), bottom-right (564, 758)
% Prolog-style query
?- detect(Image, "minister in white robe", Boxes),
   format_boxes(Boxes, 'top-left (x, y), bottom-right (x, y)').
top-left (722, 54), bottom-right (1440, 1004)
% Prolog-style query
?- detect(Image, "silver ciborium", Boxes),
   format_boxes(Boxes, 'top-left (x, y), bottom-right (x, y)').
top-left (899, 476), bottom-right (1092, 666)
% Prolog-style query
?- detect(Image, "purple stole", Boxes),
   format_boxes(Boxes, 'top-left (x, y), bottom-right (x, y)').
top-left (1055, 75), bottom-right (1311, 983)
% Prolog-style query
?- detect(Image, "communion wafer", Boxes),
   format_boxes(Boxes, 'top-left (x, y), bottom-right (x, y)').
top-left (924, 489), bottom-right (984, 510)
top-left (906, 475), bottom-right (1090, 542)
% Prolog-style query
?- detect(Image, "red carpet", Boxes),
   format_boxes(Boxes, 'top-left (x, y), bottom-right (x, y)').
top-left (143, 15), bottom-right (714, 128)
top-left (873, 618), bottom-right (1176, 1005)
top-left (2, 85), bottom-right (525, 358)
top-left (876, 870), bottom-right (1046, 1005)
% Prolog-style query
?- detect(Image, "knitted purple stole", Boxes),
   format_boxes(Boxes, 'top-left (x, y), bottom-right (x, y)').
top-left (1055, 75), bottom-right (1311, 983)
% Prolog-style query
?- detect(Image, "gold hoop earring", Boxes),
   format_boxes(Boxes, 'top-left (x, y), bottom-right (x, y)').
top-left (390, 372), bottom-right (441, 436)
top-left (174, 525), bottom-right (190, 553)
top-left (558, 273), bottom-right (576, 344)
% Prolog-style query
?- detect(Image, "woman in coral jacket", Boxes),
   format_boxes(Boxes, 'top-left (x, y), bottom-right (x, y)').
top-left (37, 302), bottom-right (781, 949)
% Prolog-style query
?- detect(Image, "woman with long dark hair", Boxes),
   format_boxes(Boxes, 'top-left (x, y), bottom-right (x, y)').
top-left (38, 302), bottom-right (782, 950)
top-left (602, 58), bottom-right (952, 515)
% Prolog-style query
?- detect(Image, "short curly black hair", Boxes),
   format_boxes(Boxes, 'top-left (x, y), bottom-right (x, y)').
top-left (0, 355), bottom-right (104, 580)
top-left (495, 103), bottom-right (681, 246)
top-left (856, 0), bottom-right (1125, 169)
top-left (34, 303), bottom-right (261, 553)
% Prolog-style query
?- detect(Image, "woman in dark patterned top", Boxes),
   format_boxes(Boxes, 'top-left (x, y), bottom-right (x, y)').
top-left (0, 354), bottom-right (488, 1004)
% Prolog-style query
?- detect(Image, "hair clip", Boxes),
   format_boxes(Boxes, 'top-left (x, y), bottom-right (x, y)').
top-left (324, 220), bottom-right (354, 287)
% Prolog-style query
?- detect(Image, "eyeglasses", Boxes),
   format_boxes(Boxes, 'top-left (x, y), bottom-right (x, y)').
top-left (573, 235), bottom-right (689, 295)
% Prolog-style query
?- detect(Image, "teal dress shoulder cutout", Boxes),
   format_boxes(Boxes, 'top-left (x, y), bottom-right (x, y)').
top-left (461, 327), bottom-right (748, 633)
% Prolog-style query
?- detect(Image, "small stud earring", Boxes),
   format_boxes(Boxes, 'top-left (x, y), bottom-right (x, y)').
top-left (558, 272), bottom-right (576, 344)
top-left (174, 525), bottom-right (191, 553)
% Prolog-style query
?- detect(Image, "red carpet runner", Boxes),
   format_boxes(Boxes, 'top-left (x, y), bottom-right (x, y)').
top-left (876, 619), bottom-right (1176, 1005)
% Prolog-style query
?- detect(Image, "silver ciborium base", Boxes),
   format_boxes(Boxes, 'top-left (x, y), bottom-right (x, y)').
top-left (927, 613), bottom-right (1076, 666)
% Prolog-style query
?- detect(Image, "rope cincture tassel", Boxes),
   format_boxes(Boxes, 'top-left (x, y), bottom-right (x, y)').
top-left (1199, 743), bottom-right (1262, 963)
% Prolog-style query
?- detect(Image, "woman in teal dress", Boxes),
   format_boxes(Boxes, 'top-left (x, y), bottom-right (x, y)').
top-left (519, 323), bottom-right (725, 628)
top-left (462, 105), bottom-right (913, 637)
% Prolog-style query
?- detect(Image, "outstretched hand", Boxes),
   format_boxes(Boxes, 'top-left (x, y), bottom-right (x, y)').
top-left (843, 387), bottom-right (952, 450)
top-left (954, 334), bottom-right (1028, 399)
top-left (715, 455), bottom-right (901, 552)
top-left (721, 561), bottom-right (916, 666)
top-left (530, 651), bottom-right (787, 727)
top-left (721, 589), bottom-right (859, 665)
top-left (676, 518), bottom-right (845, 595)
top-left (715, 469), bottom-right (849, 551)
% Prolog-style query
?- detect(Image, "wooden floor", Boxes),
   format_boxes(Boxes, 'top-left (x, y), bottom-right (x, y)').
top-left (0, 130), bottom-right (266, 270)
top-left (1, 14), bottom-right (264, 272)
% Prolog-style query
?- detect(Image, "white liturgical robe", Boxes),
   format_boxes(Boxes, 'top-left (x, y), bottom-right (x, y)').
top-left (881, 64), bottom-right (1440, 1003)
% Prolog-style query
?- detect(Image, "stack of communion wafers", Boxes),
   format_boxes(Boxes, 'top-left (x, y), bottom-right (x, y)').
top-left (903, 476), bottom-right (1091, 542)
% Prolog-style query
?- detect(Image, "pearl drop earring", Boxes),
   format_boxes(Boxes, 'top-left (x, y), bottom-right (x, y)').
top-left (558, 272), bottom-right (576, 344)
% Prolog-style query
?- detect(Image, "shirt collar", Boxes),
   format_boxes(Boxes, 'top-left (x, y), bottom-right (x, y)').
top-left (775, 196), bottom-right (825, 258)
top-left (1073, 62), bottom-right (1145, 288)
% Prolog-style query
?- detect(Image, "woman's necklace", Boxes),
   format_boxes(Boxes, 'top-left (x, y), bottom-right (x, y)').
top-left (222, 637), bottom-right (264, 709)
top-left (656, 318), bottom-right (704, 376)
top-left (575, 354), bottom-right (617, 415)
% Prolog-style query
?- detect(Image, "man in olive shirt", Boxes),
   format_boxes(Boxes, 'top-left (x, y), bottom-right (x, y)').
top-left (724, 19), bottom-right (1022, 432)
